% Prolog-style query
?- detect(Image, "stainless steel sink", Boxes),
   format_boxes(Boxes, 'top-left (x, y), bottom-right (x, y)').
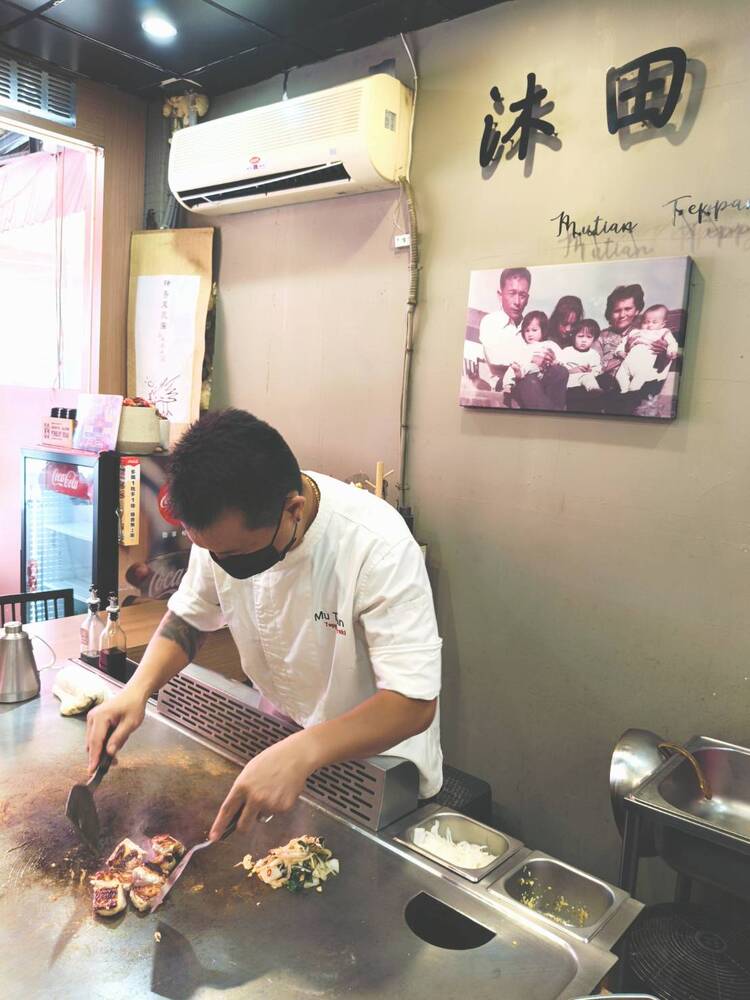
top-left (658, 745), bottom-right (750, 836)
top-left (623, 736), bottom-right (750, 901)
top-left (633, 737), bottom-right (750, 845)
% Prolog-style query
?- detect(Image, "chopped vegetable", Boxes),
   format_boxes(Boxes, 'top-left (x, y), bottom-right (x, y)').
top-left (412, 820), bottom-right (498, 869)
top-left (237, 835), bottom-right (340, 894)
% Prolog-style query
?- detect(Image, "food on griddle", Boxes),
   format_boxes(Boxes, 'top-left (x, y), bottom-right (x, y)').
top-left (92, 833), bottom-right (184, 919)
top-left (130, 882), bottom-right (164, 912)
top-left (107, 837), bottom-right (145, 869)
top-left (90, 867), bottom-right (135, 890)
top-left (237, 835), bottom-right (340, 893)
top-left (131, 863), bottom-right (166, 886)
top-left (92, 882), bottom-right (127, 918)
top-left (149, 833), bottom-right (186, 873)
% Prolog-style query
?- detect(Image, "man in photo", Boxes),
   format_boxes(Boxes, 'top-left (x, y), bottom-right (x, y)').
top-left (478, 267), bottom-right (568, 410)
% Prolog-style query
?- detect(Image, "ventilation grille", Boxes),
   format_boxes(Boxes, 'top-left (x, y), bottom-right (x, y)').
top-left (0, 52), bottom-right (75, 125)
top-left (158, 671), bottom-right (415, 830)
top-left (178, 162), bottom-right (350, 207)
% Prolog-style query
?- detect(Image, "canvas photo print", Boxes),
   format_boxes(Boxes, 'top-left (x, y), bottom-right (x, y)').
top-left (460, 256), bottom-right (692, 419)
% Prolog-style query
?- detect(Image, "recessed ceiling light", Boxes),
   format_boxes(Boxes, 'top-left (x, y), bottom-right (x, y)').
top-left (142, 16), bottom-right (178, 40)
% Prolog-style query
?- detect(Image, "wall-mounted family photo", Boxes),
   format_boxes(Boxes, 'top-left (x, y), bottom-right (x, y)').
top-left (460, 256), bottom-right (693, 420)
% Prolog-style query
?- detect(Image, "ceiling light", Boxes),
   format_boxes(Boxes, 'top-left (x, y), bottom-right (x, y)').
top-left (142, 17), bottom-right (178, 40)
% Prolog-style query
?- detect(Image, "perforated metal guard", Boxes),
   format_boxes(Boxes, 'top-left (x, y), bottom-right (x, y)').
top-left (158, 664), bottom-right (419, 831)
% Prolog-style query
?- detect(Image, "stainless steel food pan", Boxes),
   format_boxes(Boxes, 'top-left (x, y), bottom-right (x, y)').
top-left (394, 809), bottom-right (522, 882)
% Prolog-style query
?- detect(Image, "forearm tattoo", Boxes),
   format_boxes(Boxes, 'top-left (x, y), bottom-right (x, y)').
top-left (157, 611), bottom-right (207, 661)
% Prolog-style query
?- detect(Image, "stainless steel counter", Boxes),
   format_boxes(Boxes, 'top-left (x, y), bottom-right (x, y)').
top-left (0, 669), bottom-right (621, 999)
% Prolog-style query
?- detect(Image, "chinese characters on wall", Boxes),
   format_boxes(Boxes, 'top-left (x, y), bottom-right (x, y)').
top-left (479, 47), bottom-right (688, 171)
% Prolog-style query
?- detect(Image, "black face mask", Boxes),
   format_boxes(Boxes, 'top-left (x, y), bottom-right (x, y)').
top-left (210, 503), bottom-right (297, 579)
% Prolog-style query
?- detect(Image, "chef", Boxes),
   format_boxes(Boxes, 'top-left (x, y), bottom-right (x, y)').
top-left (86, 408), bottom-right (443, 840)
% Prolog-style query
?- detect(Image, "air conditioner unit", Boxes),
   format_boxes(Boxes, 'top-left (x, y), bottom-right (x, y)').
top-left (168, 74), bottom-right (413, 216)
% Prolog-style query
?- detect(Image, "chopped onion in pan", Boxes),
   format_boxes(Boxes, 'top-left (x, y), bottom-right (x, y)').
top-left (412, 820), bottom-right (497, 869)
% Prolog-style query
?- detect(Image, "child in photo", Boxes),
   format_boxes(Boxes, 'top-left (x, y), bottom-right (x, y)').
top-left (615, 304), bottom-right (679, 393)
top-left (502, 310), bottom-right (561, 393)
top-left (559, 319), bottom-right (603, 392)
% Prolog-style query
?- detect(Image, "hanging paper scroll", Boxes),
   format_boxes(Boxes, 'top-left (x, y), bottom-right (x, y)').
top-left (127, 227), bottom-right (214, 425)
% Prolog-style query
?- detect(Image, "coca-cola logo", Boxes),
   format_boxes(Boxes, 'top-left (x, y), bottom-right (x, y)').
top-left (157, 484), bottom-right (182, 526)
top-left (44, 462), bottom-right (92, 500)
top-left (147, 567), bottom-right (187, 599)
top-left (52, 469), bottom-right (79, 490)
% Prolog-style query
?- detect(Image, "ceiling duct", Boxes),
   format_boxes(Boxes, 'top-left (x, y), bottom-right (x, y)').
top-left (0, 49), bottom-right (76, 126)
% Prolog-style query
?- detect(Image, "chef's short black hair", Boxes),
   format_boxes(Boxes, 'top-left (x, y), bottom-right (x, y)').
top-left (167, 409), bottom-right (302, 530)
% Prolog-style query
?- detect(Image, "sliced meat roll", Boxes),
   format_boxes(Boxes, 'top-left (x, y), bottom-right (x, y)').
top-left (129, 882), bottom-right (163, 912)
top-left (107, 838), bottom-right (145, 869)
top-left (92, 882), bottom-right (127, 918)
top-left (149, 834), bottom-right (186, 874)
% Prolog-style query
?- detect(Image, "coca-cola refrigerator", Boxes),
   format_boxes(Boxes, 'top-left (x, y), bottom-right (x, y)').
top-left (20, 447), bottom-right (191, 618)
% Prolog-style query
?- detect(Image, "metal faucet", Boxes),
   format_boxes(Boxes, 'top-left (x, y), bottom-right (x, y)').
top-left (658, 742), bottom-right (713, 799)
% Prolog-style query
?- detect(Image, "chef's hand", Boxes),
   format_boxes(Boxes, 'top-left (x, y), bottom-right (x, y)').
top-left (86, 687), bottom-right (147, 774)
top-left (209, 733), bottom-right (313, 841)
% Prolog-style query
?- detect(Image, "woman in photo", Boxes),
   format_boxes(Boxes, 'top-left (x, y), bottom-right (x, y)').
top-left (597, 283), bottom-right (677, 415)
top-left (548, 295), bottom-right (584, 349)
top-left (596, 283), bottom-right (644, 389)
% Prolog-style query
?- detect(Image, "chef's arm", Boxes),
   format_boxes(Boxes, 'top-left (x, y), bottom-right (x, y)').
top-left (128, 611), bottom-right (207, 698)
top-left (300, 689), bottom-right (436, 769)
top-left (209, 690), bottom-right (436, 839)
top-left (86, 611), bottom-right (207, 772)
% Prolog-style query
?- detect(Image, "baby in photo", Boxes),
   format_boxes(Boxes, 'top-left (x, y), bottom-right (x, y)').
top-left (615, 304), bottom-right (679, 393)
top-left (502, 311), bottom-right (561, 392)
top-left (559, 319), bottom-right (602, 391)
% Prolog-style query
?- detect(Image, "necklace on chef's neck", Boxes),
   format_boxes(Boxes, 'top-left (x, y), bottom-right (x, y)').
top-left (303, 474), bottom-right (320, 524)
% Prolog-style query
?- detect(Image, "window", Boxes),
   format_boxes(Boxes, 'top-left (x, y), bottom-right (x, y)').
top-left (0, 126), bottom-right (100, 389)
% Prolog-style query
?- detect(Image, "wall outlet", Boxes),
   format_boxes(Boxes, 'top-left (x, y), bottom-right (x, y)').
top-left (393, 233), bottom-right (411, 249)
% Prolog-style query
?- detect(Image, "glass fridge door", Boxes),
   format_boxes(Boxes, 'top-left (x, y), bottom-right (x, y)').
top-left (23, 457), bottom-right (96, 615)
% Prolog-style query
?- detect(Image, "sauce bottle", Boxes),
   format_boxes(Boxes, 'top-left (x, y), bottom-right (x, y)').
top-left (80, 586), bottom-right (104, 665)
top-left (98, 595), bottom-right (128, 682)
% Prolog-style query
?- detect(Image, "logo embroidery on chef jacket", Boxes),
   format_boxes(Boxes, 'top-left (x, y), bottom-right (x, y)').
top-left (313, 610), bottom-right (347, 636)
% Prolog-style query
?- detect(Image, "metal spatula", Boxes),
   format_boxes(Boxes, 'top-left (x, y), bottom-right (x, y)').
top-left (149, 810), bottom-right (241, 913)
top-left (65, 745), bottom-right (113, 852)
top-left (150, 812), bottom-right (273, 912)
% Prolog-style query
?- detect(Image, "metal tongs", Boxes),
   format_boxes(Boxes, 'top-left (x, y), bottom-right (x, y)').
top-left (149, 812), bottom-right (273, 912)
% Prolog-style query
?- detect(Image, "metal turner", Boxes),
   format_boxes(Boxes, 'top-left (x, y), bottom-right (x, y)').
top-left (150, 812), bottom-right (273, 912)
top-left (65, 745), bottom-right (113, 852)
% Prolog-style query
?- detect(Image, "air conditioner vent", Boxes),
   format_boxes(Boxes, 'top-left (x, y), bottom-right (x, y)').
top-left (179, 162), bottom-right (351, 207)
top-left (0, 51), bottom-right (76, 126)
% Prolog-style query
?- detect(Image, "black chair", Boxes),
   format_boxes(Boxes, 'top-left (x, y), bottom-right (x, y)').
top-left (0, 588), bottom-right (75, 626)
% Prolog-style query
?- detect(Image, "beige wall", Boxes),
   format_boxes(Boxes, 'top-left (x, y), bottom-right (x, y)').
top-left (190, 0), bottom-right (750, 891)
top-left (205, 191), bottom-right (407, 482)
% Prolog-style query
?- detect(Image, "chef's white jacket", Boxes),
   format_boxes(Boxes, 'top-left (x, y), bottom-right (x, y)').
top-left (168, 472), bottom-right (443, 797)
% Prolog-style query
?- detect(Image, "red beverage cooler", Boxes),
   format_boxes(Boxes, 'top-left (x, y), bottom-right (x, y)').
top-left (20, 448), bottom-right (191, 619)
